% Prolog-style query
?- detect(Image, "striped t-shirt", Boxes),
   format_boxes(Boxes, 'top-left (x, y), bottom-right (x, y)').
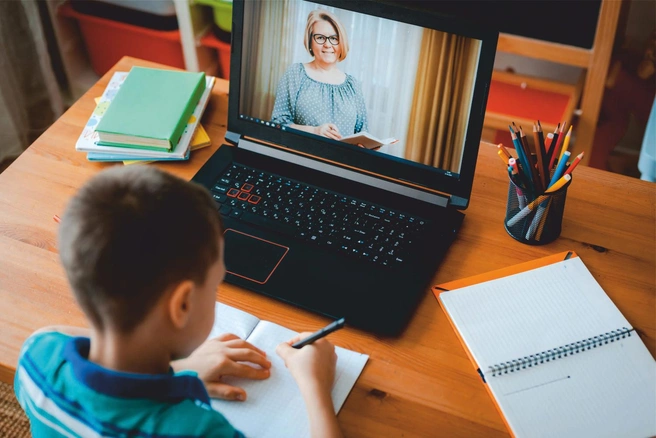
top-left (14, 332), bottom-right (244, 437)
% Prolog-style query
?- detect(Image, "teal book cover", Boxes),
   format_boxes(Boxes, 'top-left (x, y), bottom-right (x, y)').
top-left (96, 67), bottom-right (206, 150)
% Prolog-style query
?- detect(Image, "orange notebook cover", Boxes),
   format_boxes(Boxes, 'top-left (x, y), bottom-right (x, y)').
top-left (432, 251), bottom-right (578, 438)
top-left (431, 251), bottom-right (656, 438)
top-left (432, 250), bottom-right (577, 295)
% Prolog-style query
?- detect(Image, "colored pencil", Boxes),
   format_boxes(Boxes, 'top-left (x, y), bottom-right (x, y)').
top-left (558, 125), bottom-right (573, 164)
top-left (533, 123), bottom-right (548, 190)
top-left (564, 151), bottom-right (584, 176)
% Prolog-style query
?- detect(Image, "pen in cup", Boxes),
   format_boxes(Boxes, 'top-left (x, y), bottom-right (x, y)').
top-left (292, 317), bottom-right (346, 349)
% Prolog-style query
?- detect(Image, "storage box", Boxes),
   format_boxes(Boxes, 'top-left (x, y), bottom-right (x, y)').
top-left (483, 70), bottom-right (583, 145)
top-left (60, 2), bottom-right (216, 76)
top-left (71, 0), bottom-right (178, 30)
top-left (201, 31), bottom-right (230, 79)
top-left (194, 0), bottom-right (232, 32)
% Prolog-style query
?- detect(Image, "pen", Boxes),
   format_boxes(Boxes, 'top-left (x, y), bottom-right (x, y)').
top-left (292, 317), bottom-right (346, 349)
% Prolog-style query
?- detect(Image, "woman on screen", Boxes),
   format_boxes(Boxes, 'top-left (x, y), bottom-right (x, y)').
top-left (271, 9), bottom-right (368, 141)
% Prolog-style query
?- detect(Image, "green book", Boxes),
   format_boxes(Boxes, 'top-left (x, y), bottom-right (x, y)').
top-left (95, 67), bottom-right (206, 151)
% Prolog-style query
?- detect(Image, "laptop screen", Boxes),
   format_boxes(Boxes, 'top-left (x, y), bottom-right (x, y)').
top-left (228, 0), bottom-right (497, 207)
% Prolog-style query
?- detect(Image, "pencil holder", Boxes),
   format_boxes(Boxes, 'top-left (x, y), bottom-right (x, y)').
top-left (504, 176), bottom-right (571, 245)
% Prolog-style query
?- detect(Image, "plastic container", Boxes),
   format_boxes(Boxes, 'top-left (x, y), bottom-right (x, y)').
top-left (201, 31), bottom-right (230, 79)
top-left (60, 2), bottom-right (216, 76)
top-left (92, 0), bottom-right (176, 16)
top-left (195, 0), bottom-right (232, 32)
top-left (71, 0), bottom-right (178, 30)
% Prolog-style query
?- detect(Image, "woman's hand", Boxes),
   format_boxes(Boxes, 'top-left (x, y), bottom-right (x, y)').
top-left (315, 123), bottom-right (342, 140)
top-left (171, 333), bottom-right (271, 401)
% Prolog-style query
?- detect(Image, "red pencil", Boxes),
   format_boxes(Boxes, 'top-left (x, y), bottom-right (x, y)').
top-left (564, 151), bottom-right (584, 176)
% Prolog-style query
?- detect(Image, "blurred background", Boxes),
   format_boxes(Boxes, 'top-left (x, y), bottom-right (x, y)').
top-left (0, 0), bottom-right (654, 180)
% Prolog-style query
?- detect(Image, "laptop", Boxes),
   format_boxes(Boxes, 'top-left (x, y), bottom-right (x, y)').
top-left (192, 0), bottom-right (498, 336)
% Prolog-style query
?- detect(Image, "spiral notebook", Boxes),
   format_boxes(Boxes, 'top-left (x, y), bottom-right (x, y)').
top-left (434, 254), bottom-right (656, 438)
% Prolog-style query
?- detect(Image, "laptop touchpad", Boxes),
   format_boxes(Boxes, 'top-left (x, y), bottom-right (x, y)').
top-left (224, 229), bottom-right (289, 284)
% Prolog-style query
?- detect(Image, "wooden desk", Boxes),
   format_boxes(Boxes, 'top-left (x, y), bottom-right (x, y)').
top-left (1, 57), bottom-right (654, 437)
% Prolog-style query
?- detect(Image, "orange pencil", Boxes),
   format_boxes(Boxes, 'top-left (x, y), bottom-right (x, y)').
top-left (564, 151), bottom-right (584, 176)
top-left (497, 143), bottom-right (512, 163)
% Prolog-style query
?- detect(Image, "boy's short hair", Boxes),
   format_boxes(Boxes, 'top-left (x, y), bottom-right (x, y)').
top-left (58, 166), bottom-right (223, 333)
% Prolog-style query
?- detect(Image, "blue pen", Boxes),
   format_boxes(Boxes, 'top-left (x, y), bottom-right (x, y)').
top-left (548, 150), bottom-right (571, 188)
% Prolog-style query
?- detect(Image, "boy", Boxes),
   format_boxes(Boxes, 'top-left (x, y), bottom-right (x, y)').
top-left (14, 166), bottom-right (343, 438)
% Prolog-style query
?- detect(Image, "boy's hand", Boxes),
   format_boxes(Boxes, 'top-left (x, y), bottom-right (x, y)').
top-left (171, 333), bottom-right (271, 401)
top-left (276, 333), bottom-right (337, 395)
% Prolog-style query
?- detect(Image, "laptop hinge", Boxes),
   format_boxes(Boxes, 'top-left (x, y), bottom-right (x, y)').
top-left (225, 130), bottom-right (240, 146)
top-left (238, 137), bottom-right (451, 208)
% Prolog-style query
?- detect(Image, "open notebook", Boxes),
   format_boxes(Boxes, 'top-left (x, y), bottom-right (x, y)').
top-left (207, 302), bottom-right (368, 437)
top-left (436, 256), bottom-right (656, 438)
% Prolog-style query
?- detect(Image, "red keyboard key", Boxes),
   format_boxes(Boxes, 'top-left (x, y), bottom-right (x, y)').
top-left (237, 191), bottom-right (250, 201)
top-left (248, 194), bottom-right (261, 204)
top-left (227, 188), bottom-right (240, 198)
top-left (241, 183), bottom-right (254, 193)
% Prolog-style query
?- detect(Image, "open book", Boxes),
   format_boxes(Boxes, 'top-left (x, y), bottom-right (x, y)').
top-left (208, 302), bottom-right (368, 437)
top-left (436, 256), bottom-right (656, 438)
top-left (340, 131), bottom-right (397, 149)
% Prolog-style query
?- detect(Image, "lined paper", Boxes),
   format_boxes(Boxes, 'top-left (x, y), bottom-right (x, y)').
top-left (440, 258), bottom-right (631, 370)
top-left (439, 257), bottom-right (656, 438)
top-left (208, 304), bottom-right (368, 437)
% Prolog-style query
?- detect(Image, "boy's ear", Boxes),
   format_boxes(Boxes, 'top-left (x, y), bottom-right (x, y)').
top-left (168, 280), bottom-right (195, 329)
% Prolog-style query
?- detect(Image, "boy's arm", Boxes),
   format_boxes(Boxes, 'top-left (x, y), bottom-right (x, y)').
top-left (276, 335), bottom-right (344, 438)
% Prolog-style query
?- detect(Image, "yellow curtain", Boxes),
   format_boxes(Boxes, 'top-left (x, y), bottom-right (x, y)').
top-left (404, 30), bottom-right (480, 173)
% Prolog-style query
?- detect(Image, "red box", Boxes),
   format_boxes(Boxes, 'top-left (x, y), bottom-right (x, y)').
top-left (59, 2), bottom-right (216, 76)
top-left (201, 31), bottom-right (230, 79)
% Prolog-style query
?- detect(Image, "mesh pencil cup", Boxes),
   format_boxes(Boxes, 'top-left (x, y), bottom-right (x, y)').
top-left (504, 176), bottom-right (571, 245)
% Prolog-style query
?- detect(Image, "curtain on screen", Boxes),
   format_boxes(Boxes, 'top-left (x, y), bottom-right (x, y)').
top-left (240, 0), bottom-right (423, 157)
top-left (404, 31), bottom-right (480, 173)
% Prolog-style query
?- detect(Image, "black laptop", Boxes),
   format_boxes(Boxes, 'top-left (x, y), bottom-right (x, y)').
top-left (192, 0), bottom-right (498, 336)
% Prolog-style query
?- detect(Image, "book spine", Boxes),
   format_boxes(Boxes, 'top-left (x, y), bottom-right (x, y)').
top-left (488, 327), bottom-right (634, 377)
top-left (170, 76), bottom-right (206, 148)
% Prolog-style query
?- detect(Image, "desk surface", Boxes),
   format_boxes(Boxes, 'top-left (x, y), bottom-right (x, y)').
top-left (1, 57), bottom-right (654, 437)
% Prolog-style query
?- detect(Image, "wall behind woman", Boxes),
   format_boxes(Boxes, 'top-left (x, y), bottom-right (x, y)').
top-left (0, 1), bottom-right (64, 168)
top-left (240, 0), bottom-right (422, 157)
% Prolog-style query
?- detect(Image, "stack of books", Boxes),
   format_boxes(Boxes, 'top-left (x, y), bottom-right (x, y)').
top-left (76, 66), bottom-right (216, 164)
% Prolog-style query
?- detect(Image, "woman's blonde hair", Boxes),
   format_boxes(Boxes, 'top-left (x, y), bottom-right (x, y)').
top-left (303, 9), bottom-right (349, 62)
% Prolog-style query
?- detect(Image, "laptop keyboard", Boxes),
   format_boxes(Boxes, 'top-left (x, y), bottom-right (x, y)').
top-left (210, 163), bottom-right (429, 267)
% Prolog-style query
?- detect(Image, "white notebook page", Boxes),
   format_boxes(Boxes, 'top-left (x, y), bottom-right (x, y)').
top-left (209, 305), bottom-right (368, 437)
top-left (439, 257), bottom-right (632, 371)
top-left (487, 337), bottom-right (656, 438)
top-left (439, 257), bottom-right (656, 438)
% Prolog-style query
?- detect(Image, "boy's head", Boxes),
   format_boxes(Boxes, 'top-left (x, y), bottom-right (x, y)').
top-left (58, 166), bottom-right (224, 347)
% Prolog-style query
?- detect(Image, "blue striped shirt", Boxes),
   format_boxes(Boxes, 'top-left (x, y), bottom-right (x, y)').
top-left (14, 332), bottom-right (244, 437)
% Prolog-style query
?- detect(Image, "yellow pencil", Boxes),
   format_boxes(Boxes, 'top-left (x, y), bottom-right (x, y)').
top-left (558, 125), bottom-right (573, 164)
top-left (546, 173), bottom-right (571, 193)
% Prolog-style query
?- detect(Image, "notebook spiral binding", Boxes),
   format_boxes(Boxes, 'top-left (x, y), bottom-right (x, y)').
top-left (488, 327), bottom-right (634, 377)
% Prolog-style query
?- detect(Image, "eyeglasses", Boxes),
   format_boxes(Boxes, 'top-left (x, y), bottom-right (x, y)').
top-left (312, 34), bottom-right (339, 45)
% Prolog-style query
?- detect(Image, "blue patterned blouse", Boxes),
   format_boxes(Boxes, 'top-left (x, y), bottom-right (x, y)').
top-left (271, 63), bottom-right (368, 136)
